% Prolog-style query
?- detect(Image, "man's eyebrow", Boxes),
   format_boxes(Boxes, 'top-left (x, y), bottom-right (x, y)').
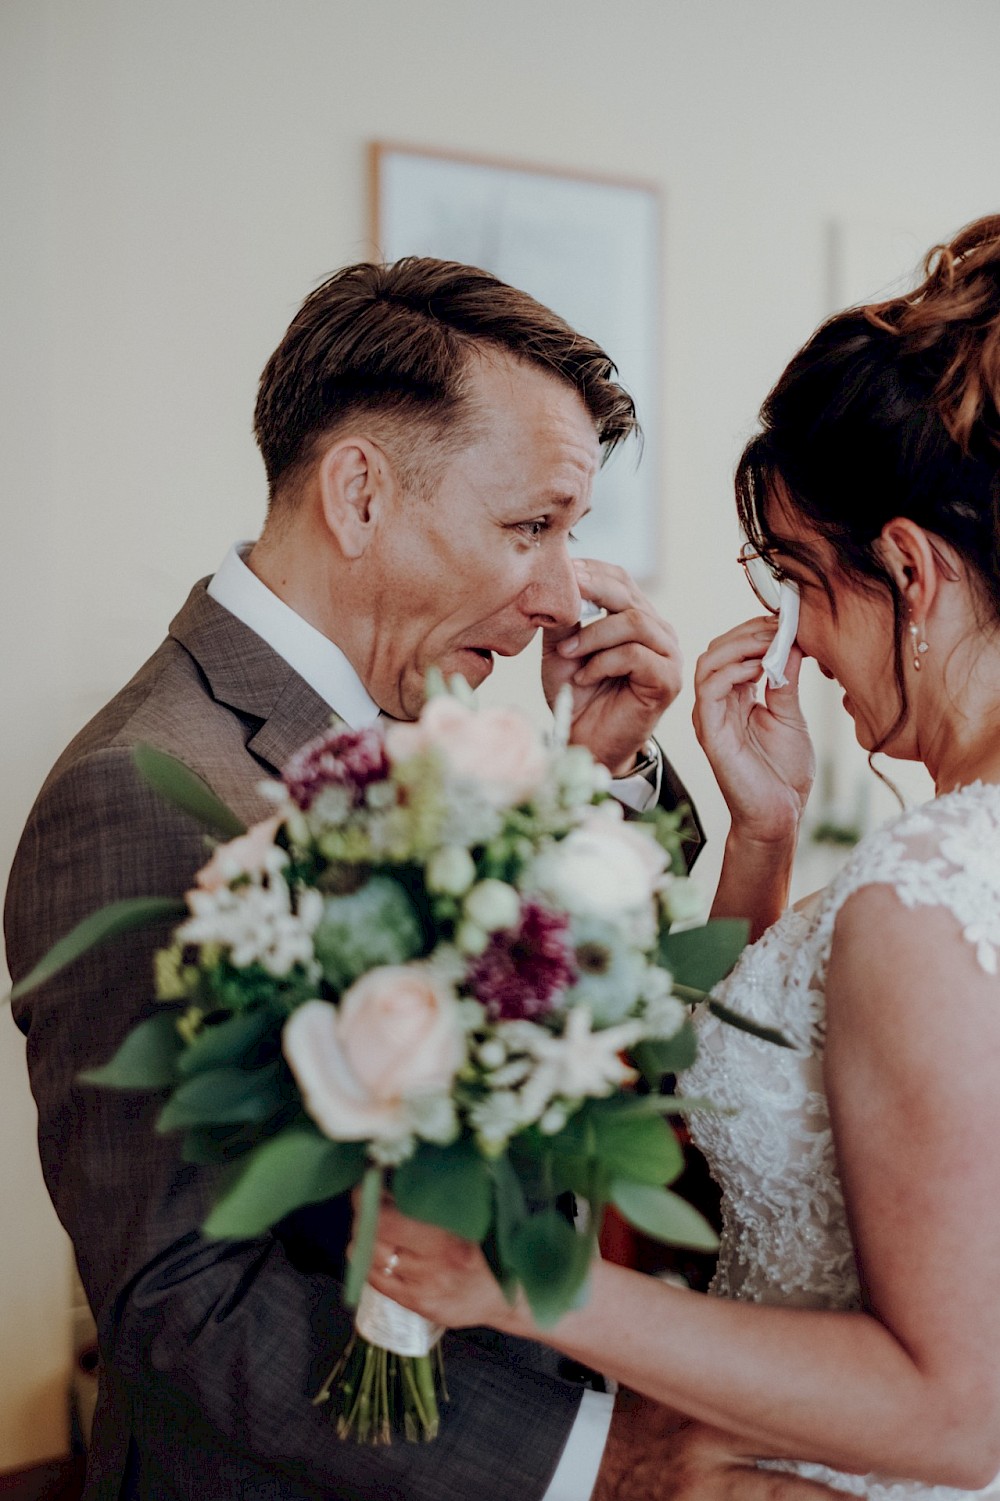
top-left (543, 496), bottom-right (592, 517)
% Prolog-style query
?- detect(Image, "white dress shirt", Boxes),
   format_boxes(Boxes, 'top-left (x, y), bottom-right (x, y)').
top-left (209, 542), bottom-right (619, 1499)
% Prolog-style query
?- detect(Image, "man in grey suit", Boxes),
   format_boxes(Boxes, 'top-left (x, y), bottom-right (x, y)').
top-left (6, 257), bottom-right (707, 1499)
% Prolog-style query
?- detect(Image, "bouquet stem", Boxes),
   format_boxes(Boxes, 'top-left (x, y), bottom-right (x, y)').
top-left (313, 1286), bottom-right (446, 1444)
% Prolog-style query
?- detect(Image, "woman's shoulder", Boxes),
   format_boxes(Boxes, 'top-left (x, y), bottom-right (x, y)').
top-left (819, 781), bottom-right (1000, 976)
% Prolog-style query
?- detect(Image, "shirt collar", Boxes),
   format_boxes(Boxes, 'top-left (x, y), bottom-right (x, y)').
top-left (207, 542), bottom-right (381, 728)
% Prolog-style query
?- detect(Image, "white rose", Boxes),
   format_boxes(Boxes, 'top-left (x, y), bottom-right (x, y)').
top-left (659, 874), bottom-right (705, 926)
top-left (282, 967), bottom-right (465, 1142)
top-left (530, 804), bottom-right (667, 920)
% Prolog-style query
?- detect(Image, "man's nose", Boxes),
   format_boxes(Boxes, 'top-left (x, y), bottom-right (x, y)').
top-left (521, 546), bottom-right (583, 630)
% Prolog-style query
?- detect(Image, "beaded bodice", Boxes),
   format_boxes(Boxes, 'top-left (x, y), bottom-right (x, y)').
top-left (681, 782), bottom-right (1000, 1498)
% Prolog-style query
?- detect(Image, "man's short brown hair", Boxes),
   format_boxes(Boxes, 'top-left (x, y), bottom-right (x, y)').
top-left (253, 257), bottom-right (639, 504)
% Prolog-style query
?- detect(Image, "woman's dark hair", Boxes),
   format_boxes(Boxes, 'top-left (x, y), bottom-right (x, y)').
top-left (736, 212), bottom-right (1000, 748)
top-left (254, 257), bottom-right (639, 504)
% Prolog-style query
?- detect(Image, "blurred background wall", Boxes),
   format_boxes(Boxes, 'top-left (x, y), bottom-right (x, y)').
top-left (2, 0), bottom-right (999, 1470)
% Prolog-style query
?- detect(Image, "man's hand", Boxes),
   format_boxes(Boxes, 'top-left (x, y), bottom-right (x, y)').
top-left (542, 559), bottom-right (682, 777)
top-left (593, 1397), bottom-right (851, 1501)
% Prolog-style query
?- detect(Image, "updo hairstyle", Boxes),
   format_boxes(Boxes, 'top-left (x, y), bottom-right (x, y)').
top-left (736, 212), bottom-right (1000, 742)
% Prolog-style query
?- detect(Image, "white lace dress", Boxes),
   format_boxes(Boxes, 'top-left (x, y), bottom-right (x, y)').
top-left (681, 782), bottom-right (1000, 1498)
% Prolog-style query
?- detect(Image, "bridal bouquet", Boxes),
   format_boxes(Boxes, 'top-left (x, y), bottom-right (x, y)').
top-left (13, 678), bottom-right (766, 1445)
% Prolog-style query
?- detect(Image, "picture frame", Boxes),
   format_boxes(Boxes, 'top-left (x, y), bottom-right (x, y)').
top-left (372, 142), bottom-right (662, 581)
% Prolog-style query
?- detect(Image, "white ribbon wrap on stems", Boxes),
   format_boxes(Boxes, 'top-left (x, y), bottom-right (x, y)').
top-left (761, 582), bottom-right (800, 689)
top-left (356, 1283), bottom-right (445, 1357)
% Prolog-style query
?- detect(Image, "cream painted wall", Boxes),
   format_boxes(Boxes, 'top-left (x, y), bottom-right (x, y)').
top-left (3, 0), bottom-right (1000, 1471)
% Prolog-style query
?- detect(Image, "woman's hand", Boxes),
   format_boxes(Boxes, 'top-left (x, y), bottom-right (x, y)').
top-left (693, 617), bottom-right (815, 845)
top-left (366, 1201), bottom-right (522, 1333)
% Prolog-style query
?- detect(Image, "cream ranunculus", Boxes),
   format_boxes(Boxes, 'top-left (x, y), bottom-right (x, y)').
top-left (385, 698), bottom-right (548, 809)
top-left (282, 967), bottom-right (466, 1142)
top-left (530, 803), bottom-right (667, 921)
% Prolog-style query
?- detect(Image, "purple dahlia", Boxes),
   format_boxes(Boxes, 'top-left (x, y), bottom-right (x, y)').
top-left (282, 725), bottom-right (390, 811)
top-left (468, 901), bottom-right (577, 1022)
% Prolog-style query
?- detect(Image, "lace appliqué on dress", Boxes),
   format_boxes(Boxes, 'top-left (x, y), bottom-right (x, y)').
top-left (680, 783), bottom-right (1000, 1499)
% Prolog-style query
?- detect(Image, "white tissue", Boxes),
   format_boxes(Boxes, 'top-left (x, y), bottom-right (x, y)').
top-left (761, 582), bottom-right (800, 689)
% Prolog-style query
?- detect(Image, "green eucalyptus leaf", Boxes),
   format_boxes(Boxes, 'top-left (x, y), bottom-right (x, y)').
top-left (392, 1139), bottom-right (493, 1243)
top-left (345, 1165), bottom-right (382, 1308)
top-left (177, 1006), bottom-right (279, 1076)
top-left (156, 1061), bottom-right (284, 1133)
top-left (660, 919), bottom-right (749, 993)
top-left (203, 1128), bottom-right (366, 1239)
top-left (507, 1209), bottom-right (592, 1328)
top-left (610, 1180), bottom-right (719, 1252)
top-left (633, 1023), bottom-right (698, 1085)
top-left (488, 1154), bottom-right (528, 1267)
top-left (79, 1011), bottom-right (183, 1090)
top-left (132, 743), bottom-right (246, 837)
top-left (9, 897), bottom-right (187, 1002)
top-left (593, 1113), bottom-right (684, 1186)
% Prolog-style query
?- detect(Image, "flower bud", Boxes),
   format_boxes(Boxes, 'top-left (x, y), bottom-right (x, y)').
top-left (464, 879), bottom-right (521, 934)
top-left (426, 845), bottom-right (477, 897)
top-left (456, 920), bottom-right (490, 956)
top-left (477, 1038), bottom-right (507, 1069)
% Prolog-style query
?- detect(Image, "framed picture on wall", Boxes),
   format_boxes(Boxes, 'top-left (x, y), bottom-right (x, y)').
top-left (372, 142), bottom-right (662, 581)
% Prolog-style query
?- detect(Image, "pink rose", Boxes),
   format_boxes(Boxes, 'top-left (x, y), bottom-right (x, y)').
top-left (385, 698), bottom-right (548, 809)
top-left (194, 816), bottom-right (284, 892)
top-left (282, 967), bottom-right (465, 1141)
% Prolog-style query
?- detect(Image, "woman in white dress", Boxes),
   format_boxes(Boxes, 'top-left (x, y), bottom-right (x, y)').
top-left (365, 214), bottom-right (1000, 1498)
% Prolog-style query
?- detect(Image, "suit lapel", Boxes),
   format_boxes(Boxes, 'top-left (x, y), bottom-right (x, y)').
top-left (168, 579), bottom-right (339, 776)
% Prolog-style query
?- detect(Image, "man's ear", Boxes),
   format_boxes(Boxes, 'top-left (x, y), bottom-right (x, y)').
top-left (878, 517), bottom-right (942, 620)
top-left (316, 437), bottom-right (393, 559)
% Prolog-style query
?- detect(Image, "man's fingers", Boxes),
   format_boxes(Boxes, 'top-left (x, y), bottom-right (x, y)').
top-left (555, 607), bottom-right (679, 663)
top-left (571, 642), bottom-right (679, 693)
top-left (572, 557), bottom-right (642, 615)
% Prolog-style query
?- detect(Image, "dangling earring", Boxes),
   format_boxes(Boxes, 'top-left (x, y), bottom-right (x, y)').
top-left (908, 619), bottom-right (929, 670)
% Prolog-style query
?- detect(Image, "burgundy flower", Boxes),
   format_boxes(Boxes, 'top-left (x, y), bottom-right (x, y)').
top-left (468, 901), bottom-right (577, 1022)
top-left (282, 725), bottom-right (391, 811)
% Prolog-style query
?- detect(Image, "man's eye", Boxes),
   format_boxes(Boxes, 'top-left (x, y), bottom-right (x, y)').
top-left (516, 519), bottom-right (547, 539)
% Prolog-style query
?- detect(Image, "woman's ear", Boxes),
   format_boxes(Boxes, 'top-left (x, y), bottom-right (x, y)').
top-left (877, 518), bottom-right (942, 621)
top-left (316, 437), bottom-right (392, 559)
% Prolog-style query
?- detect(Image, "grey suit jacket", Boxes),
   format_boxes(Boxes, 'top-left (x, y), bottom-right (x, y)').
top-left (6, 581), bottom-right (702, 1501)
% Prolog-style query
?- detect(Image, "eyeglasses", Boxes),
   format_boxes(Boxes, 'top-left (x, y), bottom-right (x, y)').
top-left (738, 535), bottom-right (961, 614)
top-left (737, 543), bottom-right (782, 613)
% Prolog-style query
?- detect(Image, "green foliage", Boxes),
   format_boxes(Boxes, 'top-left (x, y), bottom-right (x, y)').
top-left (177, 1005), bottom-right (279, 1076)
top-left (393, 1139), bottom-right (494, 1243)
top-left (591, 1109), bottom-right (684, 1187)
top-left (132, 743), bottom-right (246, 837)
top-left (79, 1011), bottom-right (184, 1089)
top-left (706, 997), bottom-right (793, 1049)
top-left (155, 1060), bottom-right (287, 1132)
top-left (632, 1021), bottom-right (699, 1085)
top-left (345, 1166), bottom-right (383, 1308)
top-left (506, 1208), bottom-right (591, 1327)
top-left (203, 1127), bottom-right (366, 1239)
top-left (9, 897), bottom-right (187, 1002)
top-left (610, 1179), bottom-right (719, 1251)
top-left (659, 919), bottom-right (749, 993)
